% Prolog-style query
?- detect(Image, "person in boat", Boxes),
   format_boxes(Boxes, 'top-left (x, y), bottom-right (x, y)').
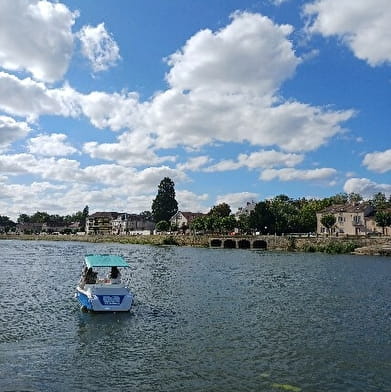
top-left (109, 266), bottom-right (121, 284)
top-left (85, 267), bottom-right (97, 284)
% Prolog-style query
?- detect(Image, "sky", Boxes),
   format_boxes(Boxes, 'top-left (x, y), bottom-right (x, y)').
top-left (0, 0), bottom-right (390, 220)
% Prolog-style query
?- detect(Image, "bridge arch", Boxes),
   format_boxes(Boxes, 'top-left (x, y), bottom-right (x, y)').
top-left (238, 239), bottom-right (251, 249)
top-left (252, 240), bottom-right (267, 249)
top-left (210, 239), bottom-right (222, 248)
top-left (223, 239), bottom-right (236, 249)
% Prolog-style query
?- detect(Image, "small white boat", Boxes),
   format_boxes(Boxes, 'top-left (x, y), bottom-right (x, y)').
top-left (75, 254), bottom-right (134, 312)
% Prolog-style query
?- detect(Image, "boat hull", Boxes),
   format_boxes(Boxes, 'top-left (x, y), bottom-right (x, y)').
top-left (75, 285), bottom-right (133, 312)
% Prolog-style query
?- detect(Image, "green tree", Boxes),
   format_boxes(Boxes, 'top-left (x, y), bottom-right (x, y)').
top-left (140, 210), bottom-right (153, 221)
top-left (151, 177), bottom-right (178, 223)
top-left (371, 192), bottom-right (389, 210)
top-left (0, 216), bottom-right (16, 232)
top-left (375, 211), bottom-right (391, 235)
top-left (155, 220), bottom-right (170, 232)
top-left (190, 216), bottom-right (207, 234)
top-left (80, 205), bottom-right (89, 231)
top-left (249, 201), bottom-right (274, 234)
top-left (221, 215), bottom-right (237, 233)
top-left (320, 214), bottom-right (336, 235)
top-left (208, 202), bottom-right (231, 218)
top-left (17, 214), bottom-right (31, 223)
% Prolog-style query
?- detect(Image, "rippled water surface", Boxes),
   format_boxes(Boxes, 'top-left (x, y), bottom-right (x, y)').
top-left (0, 240), bottom-right (390, 391)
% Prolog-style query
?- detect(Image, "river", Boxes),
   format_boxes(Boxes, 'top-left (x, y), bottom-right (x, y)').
top-left (0, 240), bottom-right (390, 391)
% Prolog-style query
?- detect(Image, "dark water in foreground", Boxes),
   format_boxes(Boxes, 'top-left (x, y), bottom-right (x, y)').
top-left (0, 240), bottom-right (390, 392)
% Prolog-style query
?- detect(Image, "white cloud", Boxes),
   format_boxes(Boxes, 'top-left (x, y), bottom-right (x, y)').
top-left (27, 133), bottom-right (78, 156)
top-left (0, 12), bottom-right (354, 157)
top-left (205, 149), bottom-right (304, 172)
top-left (362, 149), bottom-right (391, 173)
top-left (215, 192), bottom-right (259, 211)
top-left (260, 167), bottom-right (337, 181)
top-left (78, 23), bottom-right (120, 73)
top-left (0, 72), bottom-right (80, 121)
top-left (176, 156), bottom-right (211, 171)
top-left (304, 0), bottom-right (391, 66)
top-left (176, 190), bottom-right (209, 213)
top-left (0, 0), bottom-right (77, 82)
top-left (0, 116), bottom-right (31, 149)
top-left (166, 11), bottom-right (299, 96)
top-left (83, 131), bottom-right (176, 166)
top-left (343, 178), bottom-right (391, 198)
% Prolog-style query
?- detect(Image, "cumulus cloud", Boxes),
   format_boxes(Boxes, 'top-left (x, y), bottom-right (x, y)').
top-left (0, 0), bottom-right (77, 82)
top-left (27, 133), bottom-right (78, 156)
top-left (176, 156), bottom-right (211, 171)
top-left (0, 12), bottom-right (354, 157)
top-left (0, 72), bottom-right (80, 121)
top-left (344, 178), bottom-right (391, 198)
top-left (176, 190), bottom-right (209, 213)
top-left (0, 116), bottom-right (31, 149)
top-left (215, 192), bottom-right (259, 210)
top-left (260, 167), bottom-right (337, 181)
top-left (78, 23), bottom-right (120, 73)
top-left (362, 149), bottom-right (391, 173)
top-left (205, 149), bottom-right (304, 172)
top-left (83, 131), bottom-right (176, 166)
top-left (304, 0), bottom-right (391, 66)
top-left (166, 11), bottom-right (299, 95)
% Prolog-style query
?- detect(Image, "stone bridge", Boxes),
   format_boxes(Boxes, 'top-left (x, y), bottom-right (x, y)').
top-left (209, 236), bottom-right (288, 250)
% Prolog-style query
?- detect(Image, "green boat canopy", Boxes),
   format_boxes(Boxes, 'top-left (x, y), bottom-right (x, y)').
top-left (84, 254), bottom-right (129, 268)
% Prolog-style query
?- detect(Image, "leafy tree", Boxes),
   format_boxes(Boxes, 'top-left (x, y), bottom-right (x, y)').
top-left (371, 192), bottom-right (389, 210)
top-left (236, 214), bottom-right (250, 234)
top-left (140, 210), bottom-right (153, 221)
top-left (155, 220), bottom-right (170, 232)
top-left (190, 216), bottom-right (206, 233)
top-left (330, 193), bottom-right (348, 205)
top-left (80, 205), bottom-right (89, 231)
top-left (221, 215), bottom-right (237, 233)
top-left (17, 214), bottom-right (31, 223)
top-left (320, 214), bottom-right (336, 235)
top-left (0, 216), bottom-right (16, 232)
top-left (249, 201), bottom-right (274, 234)
top-left (348, 192), bottom-right (363, 204)
top-left (208, 202), bottom-right (231, 218)
top-left (151, 177), bottom-right (178, 223)
top-left (375, 211), bottom-right (391, 235)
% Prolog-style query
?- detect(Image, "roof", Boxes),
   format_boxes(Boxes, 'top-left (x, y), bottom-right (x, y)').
top-left (88, 212), bottom-right (119, 219)
top-left (319, 203), bottom-right (373, 214)
top-left (84, 254), bottom-right (129, 268)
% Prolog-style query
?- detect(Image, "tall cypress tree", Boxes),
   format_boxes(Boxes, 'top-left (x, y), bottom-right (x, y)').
top-left (151, 177), bottom-right (178, 223)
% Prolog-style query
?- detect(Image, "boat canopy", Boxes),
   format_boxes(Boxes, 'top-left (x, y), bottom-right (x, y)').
top-left (84, 254), bottom-right (129, 268)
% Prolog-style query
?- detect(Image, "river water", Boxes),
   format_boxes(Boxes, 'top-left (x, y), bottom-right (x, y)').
top-left (0, 240), bottom-right (390, 392)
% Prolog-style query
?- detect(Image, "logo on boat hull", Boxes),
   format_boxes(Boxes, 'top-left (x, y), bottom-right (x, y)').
top-left (98, 295), bottom-right (124, 305)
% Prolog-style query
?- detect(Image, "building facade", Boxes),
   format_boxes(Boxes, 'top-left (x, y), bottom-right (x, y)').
top-left (170, 211), bottom-right (205, 231)
top-left (111, 213), bottom-right (154, 235)
top-left (316, 203), bottom-right (375, 236)
top-left (86, 212), bottom-right (119, 235)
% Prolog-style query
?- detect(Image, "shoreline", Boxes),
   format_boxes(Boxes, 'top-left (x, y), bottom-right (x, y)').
top-left (1, 234), bottom-right (390, 256)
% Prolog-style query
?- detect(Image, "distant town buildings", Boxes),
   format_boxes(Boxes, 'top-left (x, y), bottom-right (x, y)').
top-left (86, 212), bottom-right (154, 235)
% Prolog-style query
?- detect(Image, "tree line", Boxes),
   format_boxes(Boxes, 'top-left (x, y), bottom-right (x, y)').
top-left (1, 176), bottom-right (391, 235)
top-left (151, 178), bottom-right (391, 235)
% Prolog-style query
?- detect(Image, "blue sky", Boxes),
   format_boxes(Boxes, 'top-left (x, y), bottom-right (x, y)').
top-left (0, 0), bottom-right (390, 219)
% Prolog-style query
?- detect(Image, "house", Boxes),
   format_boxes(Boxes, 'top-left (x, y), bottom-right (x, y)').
top-left (316, 203), bottom-right (375, 236)
top-left (111, 213), bottom-right (154, 235)
top-left (16, 222), bottom-right (44, 234)
top-left (86, 212), bottom-right (119, 235)
top-left (235, 201), bottom-right (257, 219)
top-left (170, 211), bottom-right (205, 231)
